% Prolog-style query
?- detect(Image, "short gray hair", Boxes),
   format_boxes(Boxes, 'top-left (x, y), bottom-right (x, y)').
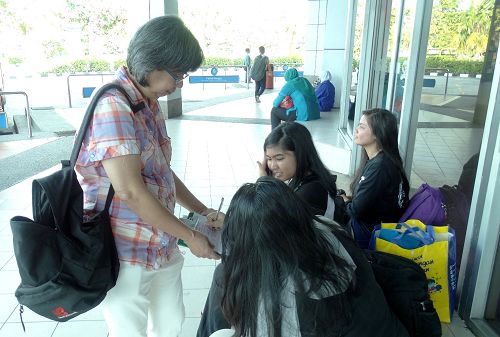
top-left (127, 15), bottom-right (204, 86)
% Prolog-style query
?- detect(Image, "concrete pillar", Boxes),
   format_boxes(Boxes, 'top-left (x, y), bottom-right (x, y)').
top-left (304, 0), bottom-right (349, 108)
top-left (147, 0), bottom-right (183, 118)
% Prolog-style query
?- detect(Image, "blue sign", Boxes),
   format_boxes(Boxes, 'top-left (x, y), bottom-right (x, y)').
top-left (211, 67), bottom-right (218, 76)
top-left (274, 71), bottom-right (304, 77)
top-left (189, 75), bottom-right (240, 84)
top-left (82, 87), bottom-right (96, 98)
top-left (422, 78), bottom-right (436, 88)
top-left (283, 65), bottom-right (289, 71)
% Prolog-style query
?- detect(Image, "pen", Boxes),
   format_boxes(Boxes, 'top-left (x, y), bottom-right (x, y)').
top-left (215, 197), bottom-right (224, 220)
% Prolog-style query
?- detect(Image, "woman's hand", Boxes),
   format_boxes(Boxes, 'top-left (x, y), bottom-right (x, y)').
top-left (206, 211), bottom-right (225, 230)
top-left (198, 207), bottom-right (225, 230)
top-left (257, 156), bottom-right (269, 177)
top-left (341, 194), bottom-right (352, 202)
top-left (199, 207), bottom-right (216, 216)
top-left (185, 230), bottom-right (221, 260)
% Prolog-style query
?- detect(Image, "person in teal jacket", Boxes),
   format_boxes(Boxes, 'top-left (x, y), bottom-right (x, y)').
top-left (271, 67), bottom-right (320, 129)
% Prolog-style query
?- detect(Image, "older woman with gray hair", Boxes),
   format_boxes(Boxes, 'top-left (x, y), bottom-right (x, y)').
top-left (75, 16), bottom-right (221, 337)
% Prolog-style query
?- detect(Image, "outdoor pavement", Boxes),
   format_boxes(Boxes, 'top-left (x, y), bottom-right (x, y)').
top-left (0, 77), bottom-right (479, 337)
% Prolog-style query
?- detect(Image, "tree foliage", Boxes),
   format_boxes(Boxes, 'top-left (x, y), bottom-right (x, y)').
top-left (429, 0), bottom-right (494, 58)
top-left (62, 0), bottom-right (128, 56)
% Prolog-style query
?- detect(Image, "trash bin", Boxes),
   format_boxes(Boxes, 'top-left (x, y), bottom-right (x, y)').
top-left (265, 64), bottom-right (274, 89)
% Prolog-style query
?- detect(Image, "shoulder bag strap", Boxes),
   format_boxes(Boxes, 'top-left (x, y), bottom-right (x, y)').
top-left (67, 83), bottom-right (146, 211)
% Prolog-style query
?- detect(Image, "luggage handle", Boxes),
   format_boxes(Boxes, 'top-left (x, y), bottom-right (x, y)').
top-left (391, 222), bottom-right (435, 245)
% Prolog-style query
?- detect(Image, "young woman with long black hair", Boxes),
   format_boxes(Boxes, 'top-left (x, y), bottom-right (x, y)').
top-left (199, 177), bottom-right (408, 337)
top-left (257, 121), bottom-right (343, 220)
top-left (340, 108), bottom-right (410, 247)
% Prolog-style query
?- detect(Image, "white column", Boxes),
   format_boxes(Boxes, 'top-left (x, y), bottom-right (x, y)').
top-left (322, 0), bottom-right (349, 108)
top-left (304, 0), bottom-right (326, 77)
top-left (398, 0), bottom-right (433, 177)
top-left (304, 0), bottom-right (349, 108)
top-left (349, 0), bottom-right (392, 175)
top-left (148, 0), bottom-right (183, 118)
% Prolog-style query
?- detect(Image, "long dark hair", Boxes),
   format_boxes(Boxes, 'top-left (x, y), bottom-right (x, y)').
top-left (350, 108), bottom-right (408, 194)
top-left (264, 122), bottom-right (337, 198)
top-left (221, 177), bottom-right (353, 337)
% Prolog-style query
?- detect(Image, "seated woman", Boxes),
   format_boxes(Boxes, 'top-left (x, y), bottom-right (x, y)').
top-left (257, 122), bottom-right (339, 217)
top-left (270, 68), bottom-right (320, 129)
top-left (340, 108), bottom-right (410, 248)
top-left (315, 70), bottom-right (336, 111)
top-left (198, 177), bottom-right (409, 337)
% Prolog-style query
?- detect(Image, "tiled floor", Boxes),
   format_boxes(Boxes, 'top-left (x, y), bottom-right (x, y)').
top-left (0, 90), bottom-right (478, 336)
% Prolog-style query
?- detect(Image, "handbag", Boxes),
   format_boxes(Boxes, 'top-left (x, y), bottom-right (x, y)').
top-left (369, 220), bottom-right (457, 323)
top-left (279, 95), bottom-right (293, 109)
top-left (9, 83), bottom-right (144, 325)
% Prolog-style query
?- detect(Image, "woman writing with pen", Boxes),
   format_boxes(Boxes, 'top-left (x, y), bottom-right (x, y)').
top-left (74, 16), bottom-right (223, 337)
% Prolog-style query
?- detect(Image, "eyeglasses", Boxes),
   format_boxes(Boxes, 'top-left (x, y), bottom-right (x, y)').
top-left (164, 70), bottom-right (189, 84)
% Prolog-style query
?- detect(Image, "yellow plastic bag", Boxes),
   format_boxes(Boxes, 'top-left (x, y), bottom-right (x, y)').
top-left (371, 219), bottom-right (457, 323)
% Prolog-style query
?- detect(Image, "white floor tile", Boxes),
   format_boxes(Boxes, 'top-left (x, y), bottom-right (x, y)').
top-left (183, 289), bottom-right (210, 318)
top-left (0, 271), bottom-right (21, 295)
top-left (52, 320), bottom-right (108, 337)
top-left (0, 321), bottom-right (57, 337)
top-left (0, 236), bottom-right (13, 253)
top-left (182, 265), bottom-right (216, 290)
top-left (7, 305), bottom-right (53, 323)
top-left (0, 294), bottom-right (17, 322)
top-left (181, 317), bottom-right (202, 337)
top-left (0, 253), bottom-right (13, 269)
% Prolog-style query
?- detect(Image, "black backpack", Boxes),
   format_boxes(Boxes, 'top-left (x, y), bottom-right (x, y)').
top-left (364, 250), bottom-right (442, 337)
top-left (439, 184), bottom-right (470, 269)
top-left (9, 83), bottom-right (144, 326)
top-left (458, 152), bottom-right (479, 204)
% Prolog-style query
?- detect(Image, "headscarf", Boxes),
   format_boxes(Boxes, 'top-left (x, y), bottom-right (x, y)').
top-left (321, 70), bottom-right (331, 82)
top-left (284, 68), bottom-right (311, 94)
top-left (285, 67), bottom-right (299, 82)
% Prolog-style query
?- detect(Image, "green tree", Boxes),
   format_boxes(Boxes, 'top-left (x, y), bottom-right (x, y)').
top-left (429, 0), bottom-right (461, 53)
top-left (429, 0), bottom-right (494, 58)
top-left (457, 0), bottom-right (494, 58)
top-left (62, 0), bottom-right (127, 57)
top-left (42, 40), bottom-right (65, 59)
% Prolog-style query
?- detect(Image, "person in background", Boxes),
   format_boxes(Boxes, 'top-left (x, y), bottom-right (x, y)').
top-left (315, 70), bottom-right (336, 111)
top-left (250, 46), bottom-right (269, 103)
top-left (243, 47), bottom-right (252, 83)
top-left (270, 67), bottom-right (320, 129)
top-left (75, 16), bottom-right (221, 337)
top-left (200, 177), bottom-right (409, 337)
top-left (340, 108), bottom-right (409, 248)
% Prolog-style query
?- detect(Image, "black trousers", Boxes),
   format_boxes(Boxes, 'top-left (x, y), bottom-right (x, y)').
top-left (196, 264), bottom-right (230, 337)
top-left (271, 106), bottom-right (297, 129)
top-left (255, 78), bottom-right (266, 97)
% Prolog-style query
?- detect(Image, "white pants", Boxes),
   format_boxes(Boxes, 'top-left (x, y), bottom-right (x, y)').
top-left (102, 252), bottom-right (185, 337)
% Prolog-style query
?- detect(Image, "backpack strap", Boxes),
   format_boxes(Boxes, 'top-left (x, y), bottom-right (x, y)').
top-left (67, 83), bottom-right (145, 211)
top-left (69, 83), bottom-right (145, 166)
